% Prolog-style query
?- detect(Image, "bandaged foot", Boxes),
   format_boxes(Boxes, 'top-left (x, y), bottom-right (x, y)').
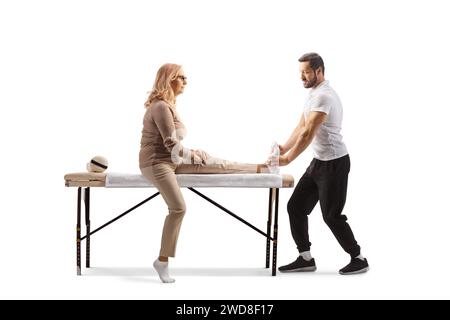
top-left (153, 259), bottom-right (175, 283)
top-left (267, 142), bottom-right (280, 174)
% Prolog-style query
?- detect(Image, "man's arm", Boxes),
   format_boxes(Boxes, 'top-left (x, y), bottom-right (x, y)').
top-left (280, 111), bottom-right (327, 165)
top-left (280, 115), bottom-right (305, 154)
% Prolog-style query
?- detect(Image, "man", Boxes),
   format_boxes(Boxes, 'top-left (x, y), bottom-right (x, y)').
top-left (275, 53), bottom-right (369, 275)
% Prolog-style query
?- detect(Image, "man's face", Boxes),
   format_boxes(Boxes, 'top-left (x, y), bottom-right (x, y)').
top-left (300, 61), bottom-right (318, 88)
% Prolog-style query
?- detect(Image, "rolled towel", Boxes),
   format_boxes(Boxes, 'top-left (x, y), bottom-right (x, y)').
top-left (87, 155), bottom-right (108, 173)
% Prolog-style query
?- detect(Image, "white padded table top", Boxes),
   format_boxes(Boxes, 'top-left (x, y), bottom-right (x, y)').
top-left (64, 172), bottom-right (294, 188)
top-left (106, 172), bottom-right (289, 188)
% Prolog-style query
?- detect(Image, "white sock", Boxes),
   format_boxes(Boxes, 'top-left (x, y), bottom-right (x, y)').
top-left (153, 259), bottom-right (175, 283)
top-left (299, 251), bottom-right (313, 261)
top-left (356, 254), bottom-right (365, 261)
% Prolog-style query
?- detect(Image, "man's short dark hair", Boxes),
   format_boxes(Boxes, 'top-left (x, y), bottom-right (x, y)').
top-left (298, 52), bottom-right (325, 75)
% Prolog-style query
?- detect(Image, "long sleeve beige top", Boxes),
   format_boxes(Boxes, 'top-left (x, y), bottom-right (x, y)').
top-left (139, 100), bottom-right (187, 169)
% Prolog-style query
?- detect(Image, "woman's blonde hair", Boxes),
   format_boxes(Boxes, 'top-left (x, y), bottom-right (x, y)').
top-left (144, 63), bottom-right (182, 108)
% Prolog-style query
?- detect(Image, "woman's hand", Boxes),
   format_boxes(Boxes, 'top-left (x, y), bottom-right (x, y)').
top-left (195, 149), bottom-right (210, 161)
top-left (192, 152), bottom-right (203, 165)
top-left (191, 149), bottom-right (210, 165)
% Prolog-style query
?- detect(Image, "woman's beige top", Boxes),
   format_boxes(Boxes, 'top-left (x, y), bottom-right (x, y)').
top-left (139, 100), bottom-right (187, 168)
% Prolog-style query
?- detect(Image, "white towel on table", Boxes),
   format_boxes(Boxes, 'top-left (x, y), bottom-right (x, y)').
top-left (105, 172), bottom-right (284, 188)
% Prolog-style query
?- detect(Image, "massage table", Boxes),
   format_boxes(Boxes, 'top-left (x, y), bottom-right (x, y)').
top-left (64, 172), bottom-right (295, 276)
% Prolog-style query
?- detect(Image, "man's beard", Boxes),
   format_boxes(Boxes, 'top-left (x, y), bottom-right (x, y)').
top-left (302, 74), bottom-right (318, 88)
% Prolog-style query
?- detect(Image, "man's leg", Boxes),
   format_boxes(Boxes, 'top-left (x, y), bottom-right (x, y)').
top-left (287, 171), bottom-right (319, 253)
top-left (316, 155), bottom-right (361, 257)
top-left (279, 163), bottom-right (319, 272)
top-left (316, 155), bottom-right (368, 274)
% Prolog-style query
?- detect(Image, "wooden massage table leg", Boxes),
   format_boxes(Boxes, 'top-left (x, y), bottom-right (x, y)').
top-left (84, 187), bottom-right (91, 268)
top-left (272, 188), bottom-right (279, 276)
top-left (266, 188), bottom-right (273, 268)
top-left (76, 187), bottom-right (82, 275)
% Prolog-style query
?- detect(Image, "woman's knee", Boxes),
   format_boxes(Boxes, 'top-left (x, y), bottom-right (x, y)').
top-left (170, 200), bottom-right (186, 216)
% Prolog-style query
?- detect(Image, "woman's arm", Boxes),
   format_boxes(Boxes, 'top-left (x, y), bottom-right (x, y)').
top-left (151, 102), bottom-right (203, 164)
top-left (151, 102), bottom-right (180, 153)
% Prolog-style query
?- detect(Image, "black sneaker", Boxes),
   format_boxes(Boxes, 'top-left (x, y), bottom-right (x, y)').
top-left (339, 257), bottom-right (369, 275)
top-left (278, 256), bottom-right (316, 272)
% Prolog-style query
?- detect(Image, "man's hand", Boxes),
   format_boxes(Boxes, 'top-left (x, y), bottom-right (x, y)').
top-left (278, 155), bottom-right (290, 166)
top-left (279, 144), bottom-right (287, 155)
top-left (266, 154), bottom-right (290, 167)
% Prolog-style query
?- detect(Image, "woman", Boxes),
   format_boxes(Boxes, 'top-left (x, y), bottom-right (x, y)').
top-left (139, 63), bottom-right (269, 283)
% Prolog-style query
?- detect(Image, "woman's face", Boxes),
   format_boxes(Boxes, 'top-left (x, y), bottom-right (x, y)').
top-left (171, 69), bottom-right (187, 96)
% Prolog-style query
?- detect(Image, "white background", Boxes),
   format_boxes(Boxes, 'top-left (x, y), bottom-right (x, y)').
top-left (1, 0), bottom-right (449, 299)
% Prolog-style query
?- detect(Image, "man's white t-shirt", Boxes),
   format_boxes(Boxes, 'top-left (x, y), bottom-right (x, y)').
top-left (303, 80), bottom-right (348, 161)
